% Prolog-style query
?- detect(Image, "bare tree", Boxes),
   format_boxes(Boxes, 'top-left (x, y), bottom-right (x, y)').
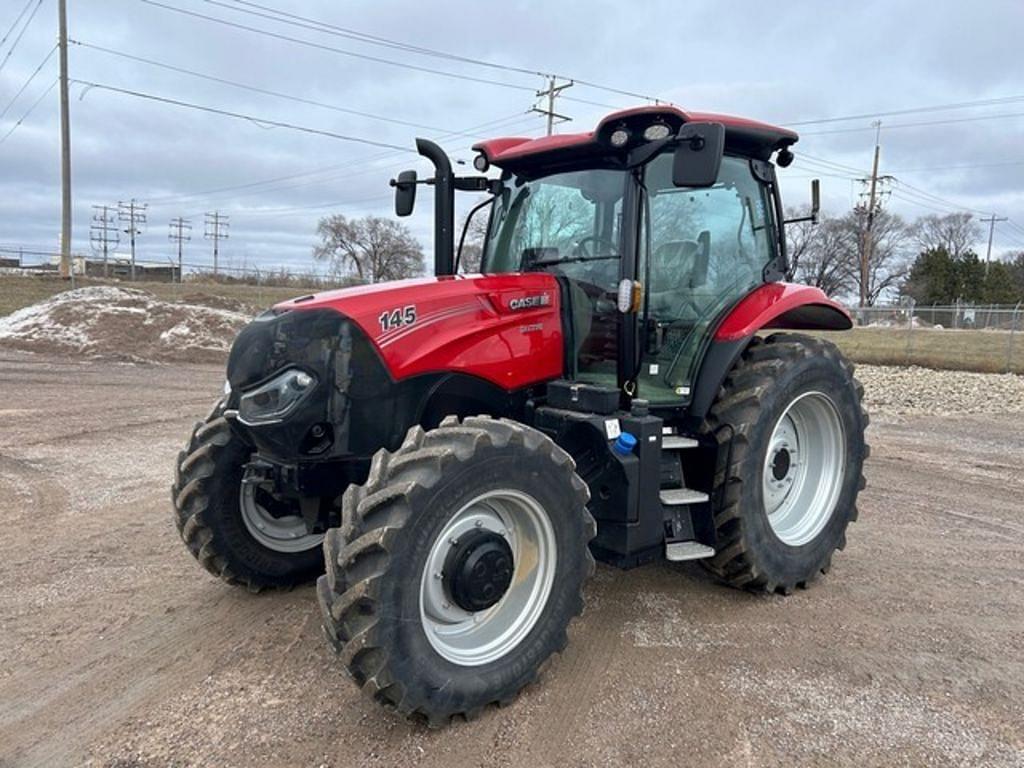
top-left (457, 205), bottom-right (490, 273)
top-left (846, 207), bottom-right (912, 306)
top-left (787, 211), bottom-right (858, 298)
top-left (913, 212), bottom-right (979, 259)
top-left (313, 214), bottom-right (425, 283)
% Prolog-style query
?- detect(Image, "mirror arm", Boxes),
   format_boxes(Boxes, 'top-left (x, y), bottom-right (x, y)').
top-left (783, 178), bottom-right (821, 225)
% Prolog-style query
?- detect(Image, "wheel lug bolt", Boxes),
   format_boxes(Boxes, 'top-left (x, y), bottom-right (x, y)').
top-left (474, 520), bottom-right (483, 528)
top-left (433, 572), bottom-right (442, 580)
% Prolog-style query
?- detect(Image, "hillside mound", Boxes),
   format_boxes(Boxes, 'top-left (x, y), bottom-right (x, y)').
top-left (0, 286), bottom-right (251, 363)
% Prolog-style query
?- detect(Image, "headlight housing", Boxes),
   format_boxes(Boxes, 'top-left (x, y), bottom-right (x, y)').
top-left (237, 368), bottom-right (317, 426)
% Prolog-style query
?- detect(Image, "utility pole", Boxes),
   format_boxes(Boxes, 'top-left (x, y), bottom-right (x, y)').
top-left (980, 214), bottom-right (1007, 276)
top-left (532, 76), bottom-right (573, 136)
top-left (89, 204), bottom-right (119, 278)
top-left (204, 211), bottom-right (229, 276)
top-left (855, 121), bottom-right (894, 312)
top-left (118, 199), bottom-right (147, 281)
top-left (58, 0), bottom-right (72, 280)
top-left (168, 217), bottom-right (192, 283)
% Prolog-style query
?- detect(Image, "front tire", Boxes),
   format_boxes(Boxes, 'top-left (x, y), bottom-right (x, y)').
top-left (701, 333), bottom-right (869, 594)
top-left (172, 403), bottom-right (324, 590)
top-left (317, 416), bottom-right (595, 726)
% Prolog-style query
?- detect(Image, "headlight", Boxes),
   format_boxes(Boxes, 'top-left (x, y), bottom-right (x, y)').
top-left (237, 368), bottom-right (317, 426)
top-left (643, 122), bottom-right (671, 141)
top-left (609, 128), bottom-right (630, 147)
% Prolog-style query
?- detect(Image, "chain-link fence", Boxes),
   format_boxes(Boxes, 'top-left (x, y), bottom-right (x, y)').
top-left (839, 302), bottom-right (1023, 374)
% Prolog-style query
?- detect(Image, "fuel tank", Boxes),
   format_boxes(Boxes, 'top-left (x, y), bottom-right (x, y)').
top-left (274, 273), bottom-right (564, 390)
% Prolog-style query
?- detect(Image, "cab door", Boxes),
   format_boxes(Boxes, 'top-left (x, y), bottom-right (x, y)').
top-left (636, 153), bottom-right (776, 403)
top-left (482, 168), bottom-right (629, 391)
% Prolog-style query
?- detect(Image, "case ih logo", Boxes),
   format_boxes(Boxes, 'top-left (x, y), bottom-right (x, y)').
top-left (508, 293), bottom-right (552, 311)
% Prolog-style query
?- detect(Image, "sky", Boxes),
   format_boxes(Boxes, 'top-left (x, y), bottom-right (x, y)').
top-left (1, 0), bottom-right (1023, 276)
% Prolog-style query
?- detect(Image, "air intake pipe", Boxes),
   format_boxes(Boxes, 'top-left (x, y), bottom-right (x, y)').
top-left (416, 138), bottom-right (455, 277)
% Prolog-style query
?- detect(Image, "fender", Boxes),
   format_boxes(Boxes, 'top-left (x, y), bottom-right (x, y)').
top-left (713, 282), bottom-right (852, 341)
top-left (687, 283), bottom-right (852, 424)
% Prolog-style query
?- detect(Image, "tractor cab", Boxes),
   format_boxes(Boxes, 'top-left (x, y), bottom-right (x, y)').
top-left (396, 106), bottom-right (814, 412)
top-left (480, 140), bottom-right (779, 404)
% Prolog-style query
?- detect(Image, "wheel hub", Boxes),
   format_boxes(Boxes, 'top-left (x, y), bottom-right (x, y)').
top-left (771, 447), bottom-right (792, 481)
top-left (761, 391), bottom-right (847, 547)
top-left (444, 530), bottom-right (514, 612)
top-left (419, 489), bottom-right (557, 667)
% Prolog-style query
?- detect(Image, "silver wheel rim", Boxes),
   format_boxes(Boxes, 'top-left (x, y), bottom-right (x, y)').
top-left (419, 489), bottom-right (557, 667)
top-left (239, 482), bottom-right (324, 553)
top-left (762, 391), bottom-right (846, 547)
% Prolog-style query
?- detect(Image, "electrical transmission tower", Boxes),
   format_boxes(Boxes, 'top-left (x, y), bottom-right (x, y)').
top-left (168, 217), bottom-right (192, 283)
top-left (118, 199), bottom-right (147, 281)
top-left (204, 212), bottom-right (229, 276)
top-left (89, 204), bottom-right (119, 277)
top-left (532, 76), bottom-right (573, 136)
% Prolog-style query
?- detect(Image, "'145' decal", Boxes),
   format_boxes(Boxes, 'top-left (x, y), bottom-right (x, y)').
top-left (378, 305), bottom-right (416, 332)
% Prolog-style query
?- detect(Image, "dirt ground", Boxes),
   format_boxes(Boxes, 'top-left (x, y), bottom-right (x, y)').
top-left (1, 350), bottom-right (1023, 768)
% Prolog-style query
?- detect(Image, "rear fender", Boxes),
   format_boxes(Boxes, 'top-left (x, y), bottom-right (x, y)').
top-left (688, 283), bottom-right (851, 424)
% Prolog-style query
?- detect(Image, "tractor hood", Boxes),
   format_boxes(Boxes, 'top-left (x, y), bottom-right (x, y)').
top-left (223, 272), bottom-right (565, 465)
top-left (271, 272), bottom-right (565, 390)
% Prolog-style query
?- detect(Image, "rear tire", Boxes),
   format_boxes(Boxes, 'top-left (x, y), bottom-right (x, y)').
top-left (317, 416), bottom-right (595, 726)
top-left (700, 333), bottom-right (869, 594)
top-left (172, 401), bottom-right (324, 590)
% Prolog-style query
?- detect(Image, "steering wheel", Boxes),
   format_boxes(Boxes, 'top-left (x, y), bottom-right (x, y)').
top-left (573, 235), bottom-right (619, 259)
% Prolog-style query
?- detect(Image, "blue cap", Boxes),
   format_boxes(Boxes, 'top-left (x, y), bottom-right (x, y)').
top-left (612, 432), bottom-right (637, 456)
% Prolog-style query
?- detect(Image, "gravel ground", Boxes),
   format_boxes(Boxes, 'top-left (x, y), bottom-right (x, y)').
top-left (857, 364), bottom-right (1024, 415)
top-left (1, 350), bottom-right (1022, 768)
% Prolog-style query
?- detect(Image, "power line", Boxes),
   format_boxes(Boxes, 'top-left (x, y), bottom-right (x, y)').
top-left (890, 178), bottom-right (991, 216)
top-left (800, 111), bottom-right (1024, 135)
top-left (137, 0), bottom-right (537, 92)
top-left (72, 79), bottom-right (419, 152)
top-left (217, 0), bottom-right (548, 78)
top-left (0, 76), bottom-right (57, 145)
top-left (145, 112), bottom-right (536, 208)
top-left (70, 39), bottom-right (456, 133)
top-left (203, 0), bottom-right (669, 104)
top-left (782, 94), bottom-right (1024, 127)
top-left (0, 0), bottom-right (44, 76)
top-left (0, 0), bottom-right (36, 50)
top-left (886, 159), bottom-right (1024, 173)
top-left (996, 225), bottom-right (1024, 250)
top-left (0, 43), bottom-right (55, 121)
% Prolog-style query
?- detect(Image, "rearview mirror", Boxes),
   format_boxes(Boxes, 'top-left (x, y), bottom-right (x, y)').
top-left (392, 170), bottom-right (417, 217)
top-left (672, 122), bottom-right (725, 188)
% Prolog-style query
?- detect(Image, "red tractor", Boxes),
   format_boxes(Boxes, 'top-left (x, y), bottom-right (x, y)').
top-left (173, 106), bottom-right (867, 725)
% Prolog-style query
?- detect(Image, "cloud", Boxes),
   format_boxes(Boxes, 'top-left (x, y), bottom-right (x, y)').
top-left (1, 0), bottom-right (1022, 271)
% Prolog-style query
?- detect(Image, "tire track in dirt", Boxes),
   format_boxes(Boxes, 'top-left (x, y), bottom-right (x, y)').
top-left (0, 579), bottom-right (294, 768)
top-left (511, 568), bottom-right (633, 765)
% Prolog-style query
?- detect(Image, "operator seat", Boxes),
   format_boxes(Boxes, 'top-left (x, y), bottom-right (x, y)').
top-left (648, 240), bottom-right (699, 318)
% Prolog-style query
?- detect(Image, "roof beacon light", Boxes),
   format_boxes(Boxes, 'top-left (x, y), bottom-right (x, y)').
top-left (609, 128), bottom-right (630, 148)
top-left (642, 122), bottom-right (671, 141)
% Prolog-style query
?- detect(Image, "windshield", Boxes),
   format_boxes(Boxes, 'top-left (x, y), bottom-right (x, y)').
top-left (482, 168), bottom-right (627, 286)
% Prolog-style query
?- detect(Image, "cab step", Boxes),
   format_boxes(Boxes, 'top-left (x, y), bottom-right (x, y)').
top-left (660, 488), bottom-right (709, 506)
top-left (662, 435), bottom-right (699, 450)
top-left (665, 541), bottom-right (716, 561)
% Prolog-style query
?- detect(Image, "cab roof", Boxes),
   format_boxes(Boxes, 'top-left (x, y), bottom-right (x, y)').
top-left (472, 105), bottom-right (798, 173)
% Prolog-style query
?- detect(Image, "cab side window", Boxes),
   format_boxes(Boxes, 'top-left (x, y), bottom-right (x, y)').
top-left (639, 154), bottom-right (774, 401)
